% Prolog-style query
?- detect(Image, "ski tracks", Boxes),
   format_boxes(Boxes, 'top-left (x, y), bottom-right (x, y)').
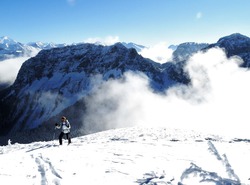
top-left (137, 140), bottom-right (242, 185)
top-left (31, 153), bottom-right (62, 185)
top-left (208, 141), bottom-right (240, 182)
top-left (179, 141), bottom-right (241, 185)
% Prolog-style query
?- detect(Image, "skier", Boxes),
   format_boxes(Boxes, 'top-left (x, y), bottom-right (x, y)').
top-left (55, 116), bottom-right (71, 145)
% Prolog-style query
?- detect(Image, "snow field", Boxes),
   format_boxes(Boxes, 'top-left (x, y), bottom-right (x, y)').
top-left (0, 126), bottom-right (249, 185)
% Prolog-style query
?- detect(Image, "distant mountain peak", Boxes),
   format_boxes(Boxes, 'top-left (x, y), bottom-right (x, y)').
top-left (0, 36), bottom-right (8, 40)
top-left (0, 36), bottom-right (17, 45)
top-left (0, 36), bottom-right (10, 40)
top-left (0, 36), bottom-right (41, 61)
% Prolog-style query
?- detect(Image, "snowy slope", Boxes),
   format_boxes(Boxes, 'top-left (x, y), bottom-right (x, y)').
top-left (0, 126), bottom-right (249, 185)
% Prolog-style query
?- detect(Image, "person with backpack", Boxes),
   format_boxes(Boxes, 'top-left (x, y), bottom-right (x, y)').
top-left (55, 116), bottom-right (71, 145)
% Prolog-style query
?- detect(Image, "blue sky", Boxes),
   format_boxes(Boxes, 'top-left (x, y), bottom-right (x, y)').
top-left (1, 0), bottom-right (250, 46)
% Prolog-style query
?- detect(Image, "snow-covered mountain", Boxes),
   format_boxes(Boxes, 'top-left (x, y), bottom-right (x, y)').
top-left (1, 33), bottom-right (250, 145)
top-left (0, 126), bottom-right (249, 184)
top-left (0, 36), bottom-right (39, 61)
top-left (172, 42), bottom-right (209, 62)
top-left (0, 36), bottom-right (145, 61)
top-left (169, 33), bottom-right (250, 66)
top-left (0, 43), bottom-right (188, 144)
top-left (204, 33), bottom-right (250, 67)
top-left (170, 33), bottom-right (250, 67)
top-left (27, 42), bottom-right (67, 50)
top-left (0, 36), bottom-right (69, 61)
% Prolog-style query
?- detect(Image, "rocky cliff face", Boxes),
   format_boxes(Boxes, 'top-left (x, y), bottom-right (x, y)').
top-left (0, 43), bottom-right (187, 138)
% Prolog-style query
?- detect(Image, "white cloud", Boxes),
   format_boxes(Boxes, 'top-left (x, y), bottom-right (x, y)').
top-left (83, 47), bottom-right (250, 138)
top-left (0, 56), bottom-right (30, 85)
top-left (196, 12), bottom-right (203, 19)
top-left (0, 50), bottom-right (39, 86)
top-left (84, 36), bottom-right (120, 46)
top-left (139, 42), bottom-right (173, 63)
top-left (104, 36), bottom-right (120, 46)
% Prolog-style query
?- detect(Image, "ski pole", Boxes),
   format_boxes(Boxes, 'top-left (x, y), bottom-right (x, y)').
top-left (53, 127), bottom-right (56, 140)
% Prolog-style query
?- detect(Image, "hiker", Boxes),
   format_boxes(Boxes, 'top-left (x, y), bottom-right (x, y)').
top-left (55, 116), bottom-right (71, 145)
